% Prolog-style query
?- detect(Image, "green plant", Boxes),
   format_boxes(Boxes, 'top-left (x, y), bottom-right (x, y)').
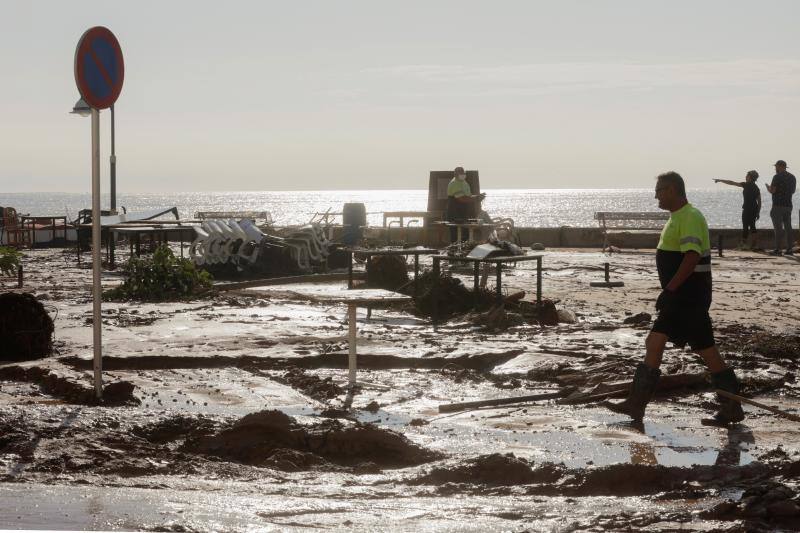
top-left (104, 245), bottom-right (213, 301)
top-left (0, 247), bottom-right (22, 277)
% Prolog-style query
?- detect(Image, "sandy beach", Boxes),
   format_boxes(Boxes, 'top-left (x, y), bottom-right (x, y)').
top-left (1, 246), bottom-right (798, 531)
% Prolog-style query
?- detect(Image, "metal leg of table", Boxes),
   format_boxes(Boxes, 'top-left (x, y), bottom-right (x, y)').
top-left (536, 257), bottom-right (542, 306)
top-left (473, 262), bottom-right (480, 308)
top-left (347, 251), bottom-right (354, 289)
top-left (432, 257), bottom-right (440, 331)
top-left (496, 263), bottom-right (503, 303)
top-left (414, 254), bottom-right (420, 298)
top-left (348, 303), bottom-right (357, 388)
top-left (110, 231), bottom-right (116, 269)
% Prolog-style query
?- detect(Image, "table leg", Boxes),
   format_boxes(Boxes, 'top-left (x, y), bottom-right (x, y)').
top-left (347, 251), bottom-right (354, 289)
top-left (496, 262), bottom-right (503, 304)
top-left (110, 231), bottom-right (116, 269)
top-left (537, 257), bottom-right (542, 306)
top-left (473, 261), bottom-right (480, 308)
top-left (366, 255), bottom-right (372, 286)
top-left (414, 254), bottom-right (420, 297)
top-left (432, 256), bottom-right (440, 331)
top-left (348, 303), bottom-right (357, 387)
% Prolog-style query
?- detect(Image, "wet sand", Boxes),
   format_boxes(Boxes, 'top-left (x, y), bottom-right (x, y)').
top-left (1, 247), bottom-right (799, 531)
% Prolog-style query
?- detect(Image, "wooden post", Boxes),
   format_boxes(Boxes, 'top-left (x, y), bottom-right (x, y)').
top-left (17, 264), bottom-right (23, 288)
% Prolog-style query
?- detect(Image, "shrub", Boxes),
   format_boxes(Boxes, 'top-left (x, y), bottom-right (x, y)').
top-left (0, 247), bottom-right (22, 277)
top-left (104, 245), bottom-right (213, 301)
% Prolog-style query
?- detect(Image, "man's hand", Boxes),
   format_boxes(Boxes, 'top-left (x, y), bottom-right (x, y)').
top-left (655, 289), bottom-right (678, 312)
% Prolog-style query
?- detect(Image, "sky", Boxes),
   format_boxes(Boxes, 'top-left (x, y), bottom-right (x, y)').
top-left (0, 0), bottom-right (799, 193)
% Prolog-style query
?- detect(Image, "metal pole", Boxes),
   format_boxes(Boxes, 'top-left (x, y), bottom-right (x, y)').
top-left (110, 104), bottom-right (116, 212)
top-left (109, 105), bottom-right (116, 267)
top-left (91, 108), bottom-right (103, 401)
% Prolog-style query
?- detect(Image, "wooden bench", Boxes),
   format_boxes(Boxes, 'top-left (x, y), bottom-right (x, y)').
top-left (594, 211), bottom-right (670, 251)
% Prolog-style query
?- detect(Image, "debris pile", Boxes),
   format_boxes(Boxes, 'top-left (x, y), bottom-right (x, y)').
top-left (702, 481), bottom-right (800, 526)
top-left (185, 409), bottom-right (442, 470)
top-left (410, 453), bottom-right (563, 486)
top-left (413, 270), bottom-right (494, 318)
top-left (366, 254), bottom-right (409, 290)
top-left (0, 292), bottom-right (53, 361)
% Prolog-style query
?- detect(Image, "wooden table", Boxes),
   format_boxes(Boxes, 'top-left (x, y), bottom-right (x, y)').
top-left (19, 216), bottom-right (69, 246)
top-left (430, 253), bottom-right (544, 326)
top-left (241, 285), bottom-right (411, 388)
top-left (344, 247), bottom-right (440, 296)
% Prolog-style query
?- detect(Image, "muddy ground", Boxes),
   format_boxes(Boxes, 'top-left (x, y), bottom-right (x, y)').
top-left (1, 247), bottom-right (799, 532)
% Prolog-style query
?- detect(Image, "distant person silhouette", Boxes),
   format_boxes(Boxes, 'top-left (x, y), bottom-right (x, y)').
top-left (765, 160), bottom-right (796, 255)
top-left (714, 170), bottom-right (761, 249)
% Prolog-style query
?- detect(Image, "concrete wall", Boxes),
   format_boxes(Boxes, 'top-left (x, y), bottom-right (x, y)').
top-left (336, 225), bottom-right (796, 250)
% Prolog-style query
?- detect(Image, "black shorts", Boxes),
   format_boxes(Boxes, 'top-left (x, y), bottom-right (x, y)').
top-left (651, 303), bottom-right (715, 351)
top-left (742, 210), bottom-right (758, 232)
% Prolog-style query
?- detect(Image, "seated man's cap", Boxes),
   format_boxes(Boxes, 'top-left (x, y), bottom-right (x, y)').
top-left (775, 160), bottom-right (788, 167)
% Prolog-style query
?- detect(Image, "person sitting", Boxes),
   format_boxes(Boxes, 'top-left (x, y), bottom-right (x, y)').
top-left (445, 166), bottom-right (485, 243)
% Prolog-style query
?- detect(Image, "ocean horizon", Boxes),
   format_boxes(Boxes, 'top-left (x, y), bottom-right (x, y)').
top-left (0, 188), bottom-right (792, 229)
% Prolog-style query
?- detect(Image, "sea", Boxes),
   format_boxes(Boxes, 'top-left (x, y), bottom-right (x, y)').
top-left (0, 189), bottom-right (791, 229)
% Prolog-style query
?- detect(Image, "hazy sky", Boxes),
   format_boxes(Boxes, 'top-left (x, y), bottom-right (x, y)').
top-left (1, 1), bottom-right (799, 192)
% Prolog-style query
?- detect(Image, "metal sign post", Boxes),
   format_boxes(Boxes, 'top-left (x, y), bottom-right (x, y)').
top-left (91, 108), bottom-right (102, 399)
top-left (74, 26), bottom-right (125, 401)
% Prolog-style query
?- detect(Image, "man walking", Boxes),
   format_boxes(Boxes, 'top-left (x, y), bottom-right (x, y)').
top-left (604, 171), bottom-right (744, 426)
top-left (766, 160), bottom-right (796, 255)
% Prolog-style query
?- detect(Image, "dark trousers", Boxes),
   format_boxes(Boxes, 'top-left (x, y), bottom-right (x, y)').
top-left (770, 206), bottom-right (793, 251)
top-left (742, 210), bottom-right (757, 239)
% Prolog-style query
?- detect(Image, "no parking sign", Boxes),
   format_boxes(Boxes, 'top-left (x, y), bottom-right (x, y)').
top-left (74, 26), bottom-right (124, 109)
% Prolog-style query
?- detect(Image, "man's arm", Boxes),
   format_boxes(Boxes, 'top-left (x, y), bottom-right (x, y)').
top-left (714, 179), bottom-right (743, 188)
top-left (665, 251), bottom-right (701, 292)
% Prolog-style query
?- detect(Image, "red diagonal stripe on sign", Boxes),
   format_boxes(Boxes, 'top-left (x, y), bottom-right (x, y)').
top-left (88, 44), bottom-right (115, 91)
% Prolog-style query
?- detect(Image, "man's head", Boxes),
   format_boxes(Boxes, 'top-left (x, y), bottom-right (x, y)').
top-left (454, 166), bottom-right (466, 181)
top-left (775, 160), bottom-right (788, 172)
top-left (746, 170), bottom-right (759, 182)
top-left (655, 171), bottom-right (687, 211)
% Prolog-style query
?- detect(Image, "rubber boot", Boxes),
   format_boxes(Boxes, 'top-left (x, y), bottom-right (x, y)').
top-left (602, 363), bottom-right (661, 422)
top-left (702, 368), bottom-right (745, 426)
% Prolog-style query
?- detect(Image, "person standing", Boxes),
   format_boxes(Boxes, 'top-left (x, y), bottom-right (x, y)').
top-left (445, 166), bottom-right (485, 243)
top-left (765, 160), bottom-right (796, 255)
top-left (714, 170), bottom-right (761, 249)
top-left (604, 171), bottom-right (744, 426)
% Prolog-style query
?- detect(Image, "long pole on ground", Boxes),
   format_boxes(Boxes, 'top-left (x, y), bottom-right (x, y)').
top-left (91, 108), bottom-right (103, 400)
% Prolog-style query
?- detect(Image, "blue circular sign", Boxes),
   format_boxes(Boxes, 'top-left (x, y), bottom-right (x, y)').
top-left (74, 27), bottom-right (124, 110)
